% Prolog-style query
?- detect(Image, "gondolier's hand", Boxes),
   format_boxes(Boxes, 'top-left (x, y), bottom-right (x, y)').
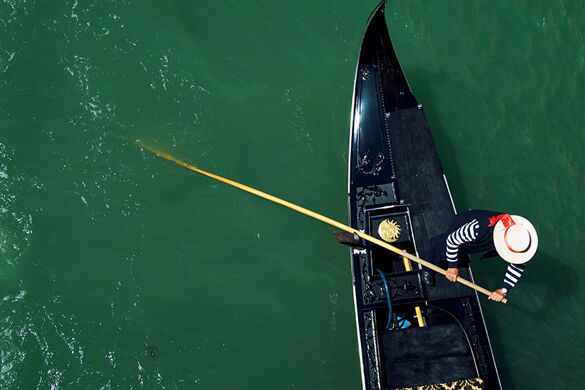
top-left (488, 289), bottom-right (507, 303)
top-left (445, 267), bottom-right (459, 282)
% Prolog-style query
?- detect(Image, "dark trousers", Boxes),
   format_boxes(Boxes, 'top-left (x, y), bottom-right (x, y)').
top-left (424, 234), bottom-right (448, 267)
top-left (423, 233), bottom-right (469, 272)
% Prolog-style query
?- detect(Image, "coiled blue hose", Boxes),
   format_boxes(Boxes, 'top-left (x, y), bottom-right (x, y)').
top-left (376, 268), bottom-right (410, 330)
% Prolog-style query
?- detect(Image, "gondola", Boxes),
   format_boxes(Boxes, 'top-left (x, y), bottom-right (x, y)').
top-left (348, 2), bottom-right (502, 389)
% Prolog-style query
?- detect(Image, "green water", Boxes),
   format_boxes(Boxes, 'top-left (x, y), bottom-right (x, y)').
top-left (1, 0), bottom-right (584, 388)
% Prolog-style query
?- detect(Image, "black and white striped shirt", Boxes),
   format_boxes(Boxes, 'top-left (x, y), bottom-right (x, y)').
top-left (503, 263), bottom-right (526, 292)
top-left (445, 218), bottom-right (525, 292)
top-left (446, 219), bottom-right (480, 264)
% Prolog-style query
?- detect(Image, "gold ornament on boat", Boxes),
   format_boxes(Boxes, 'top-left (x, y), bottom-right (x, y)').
top-left (378, 219), bottom-right (402, 242)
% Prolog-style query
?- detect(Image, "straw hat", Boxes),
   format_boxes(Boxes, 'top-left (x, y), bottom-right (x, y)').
top-left (493, 215), bottom-right (538, 264)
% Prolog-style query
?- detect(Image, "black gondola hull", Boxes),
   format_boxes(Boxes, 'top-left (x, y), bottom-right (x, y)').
top-left (348, 2), bottom-right (502, 389)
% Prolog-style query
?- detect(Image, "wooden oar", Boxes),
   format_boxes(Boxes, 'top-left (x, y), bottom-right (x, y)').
top-left (137, 142), bottom-right (505, 303)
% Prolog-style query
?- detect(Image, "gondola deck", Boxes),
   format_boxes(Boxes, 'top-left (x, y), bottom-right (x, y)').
top-left (348, 2), bottom-right (502, 389)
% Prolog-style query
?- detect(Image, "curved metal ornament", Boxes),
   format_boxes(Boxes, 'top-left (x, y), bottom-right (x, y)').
top-left (377, 219), bottom-right (402, 242)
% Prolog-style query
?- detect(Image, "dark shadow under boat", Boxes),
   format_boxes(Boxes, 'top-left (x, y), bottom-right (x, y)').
top-left (347, 2), bottom-right (502, 389)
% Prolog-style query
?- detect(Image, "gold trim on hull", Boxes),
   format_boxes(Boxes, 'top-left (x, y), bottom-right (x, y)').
top-left (392, 377), bottom-right (484, 390)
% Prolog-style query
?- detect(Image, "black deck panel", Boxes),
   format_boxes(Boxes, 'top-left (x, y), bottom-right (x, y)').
top-left (386, 106), bottom-right (454, 241)
top-left (386, 105), bottom-right (476, 301)
top-left (382, 324), bottom-right (477, 388)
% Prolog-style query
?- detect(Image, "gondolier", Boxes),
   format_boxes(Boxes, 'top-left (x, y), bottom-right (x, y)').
top-left (422, 210), bottom-right (538, 302)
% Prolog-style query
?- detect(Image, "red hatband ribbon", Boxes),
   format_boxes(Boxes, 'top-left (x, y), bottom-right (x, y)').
top-left (489, 213), bottom-right (526, 253)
